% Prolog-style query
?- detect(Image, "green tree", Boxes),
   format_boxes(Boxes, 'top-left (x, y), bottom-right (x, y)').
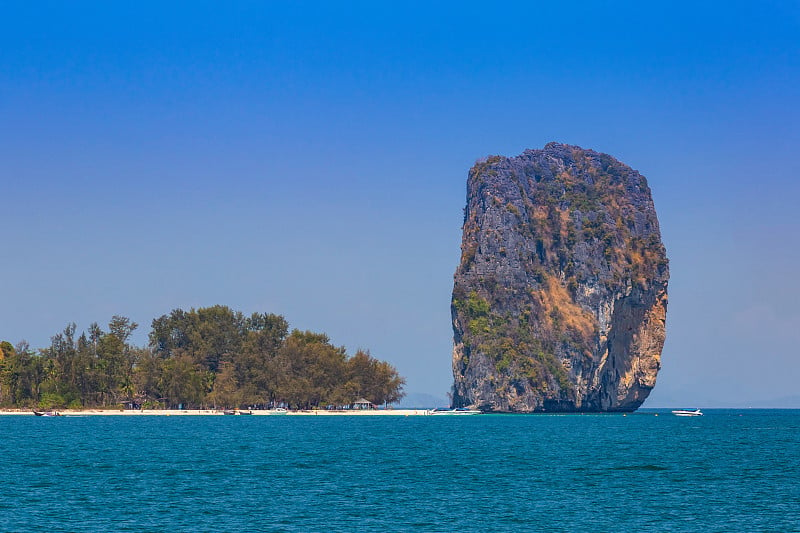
top-left (133, 349), bottom-right (165, 407)
top-left (104, 316), bottom-right (140, 405)
top-left (4, 342), bottom-right (43, 406)
top-left (0, 341), bottom-right (14, 404)
top-left (278, 330), bottom-right (348, 409)
top-left (0, 340), bottom-right (14, 359)
top-left (2, 306), bottom-right (406, 411)
top-left (346, 350), bottom-right (405, 406)
top-left (160, 354), bottom-right (211, 409)
top-left (239, 313), bottom-right (289, 406)
top-left (39, 324), bottom-right (81, 407)
top-left (150, 306), bottom-right (246, 372)
top-left (208, 361), bottom-right (241, 408)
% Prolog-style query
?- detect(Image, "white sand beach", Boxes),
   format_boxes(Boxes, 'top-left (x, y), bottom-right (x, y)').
top-left (0, 408), bottom-right (432, 416)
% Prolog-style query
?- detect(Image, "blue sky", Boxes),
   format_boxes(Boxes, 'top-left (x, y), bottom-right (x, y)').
top-left (2, 1), bottom-right (798, 406)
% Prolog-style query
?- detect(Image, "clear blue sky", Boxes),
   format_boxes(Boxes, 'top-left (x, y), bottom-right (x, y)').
top-left (2, 1), bottom-right (798, 406)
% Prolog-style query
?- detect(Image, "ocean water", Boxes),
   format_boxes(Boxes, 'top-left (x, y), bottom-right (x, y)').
top-left (1, 410), bottom-right (798, 532)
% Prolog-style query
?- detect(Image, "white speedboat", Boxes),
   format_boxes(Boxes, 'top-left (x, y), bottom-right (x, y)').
top-left (267, 408), bottom-right (288, 415)
top-left (428, 407), bottom-right (482, 415)
top-left (671, 409), bottom-right (703, 417)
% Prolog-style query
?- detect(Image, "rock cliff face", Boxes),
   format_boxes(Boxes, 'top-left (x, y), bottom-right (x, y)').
top-left (451, 143), bottom-right (668, 412)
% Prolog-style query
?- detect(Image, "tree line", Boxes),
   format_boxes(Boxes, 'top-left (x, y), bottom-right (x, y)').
top-left (0, 305), bottom-right (405, 410)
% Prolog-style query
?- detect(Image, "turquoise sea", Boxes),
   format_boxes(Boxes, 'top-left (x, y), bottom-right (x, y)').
top-left (2, 410), bottom-right (798, 532)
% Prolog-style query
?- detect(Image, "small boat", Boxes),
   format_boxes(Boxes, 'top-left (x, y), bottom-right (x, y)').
top-left (267, 408), bottom-right (288, 415)
top-left (671, 409), bottom-right (703, 417)
top-left (223, 409), bottom-right (252, 415)
top-left (428, 407), bottom-right (482, 415)
top-left (33, 411), bottom-right (61, 417)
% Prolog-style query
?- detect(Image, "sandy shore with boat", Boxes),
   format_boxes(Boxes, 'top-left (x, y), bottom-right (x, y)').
top-left (0, 408), bottom-right (433, 416)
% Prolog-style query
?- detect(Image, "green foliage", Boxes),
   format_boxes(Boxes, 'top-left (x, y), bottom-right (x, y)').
top-left (468, 316), bottom-right (490, 336)
top-left (0, 341), bottom-right (15, 359)
top-left (38, 392), bottom-right (65, 409)
top-left (453, 291), bottom-right (495, 337)
top-left (0, 307), bottom-right (405, 410)
top-left (150, 305), bottom-right (246, 372)
top-left (458, 291), bottom-right (490, 318)
top-left (454, 290), bottom-right (574, 396)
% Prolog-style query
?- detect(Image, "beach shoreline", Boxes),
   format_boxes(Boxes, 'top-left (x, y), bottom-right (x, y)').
top-left (0, 408), bottom-right (432, 416)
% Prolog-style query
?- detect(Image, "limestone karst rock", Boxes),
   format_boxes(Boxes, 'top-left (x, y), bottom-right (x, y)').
top-left (451, 143), bottom-right (668, 412)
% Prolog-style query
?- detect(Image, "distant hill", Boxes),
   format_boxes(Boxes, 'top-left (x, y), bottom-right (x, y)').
top-left (643, 393), bottom-right (800, 409)
top-left (745, 395), bottom-right (800, 408)
top-left (396, 392), bottom-right (449, 409)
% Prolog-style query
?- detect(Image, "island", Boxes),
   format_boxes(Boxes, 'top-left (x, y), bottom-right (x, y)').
top-left (451, 143), bottom-right (669, 412)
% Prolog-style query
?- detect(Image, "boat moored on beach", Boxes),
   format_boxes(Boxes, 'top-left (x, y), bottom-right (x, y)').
top-left (33, 411), bottom-right (61, 417)
top-left (671, 409), bottom-right (703, 417)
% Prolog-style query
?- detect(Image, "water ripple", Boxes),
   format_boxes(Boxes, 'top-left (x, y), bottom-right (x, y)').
top-left (1, 411), bottom-right (799, 531)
